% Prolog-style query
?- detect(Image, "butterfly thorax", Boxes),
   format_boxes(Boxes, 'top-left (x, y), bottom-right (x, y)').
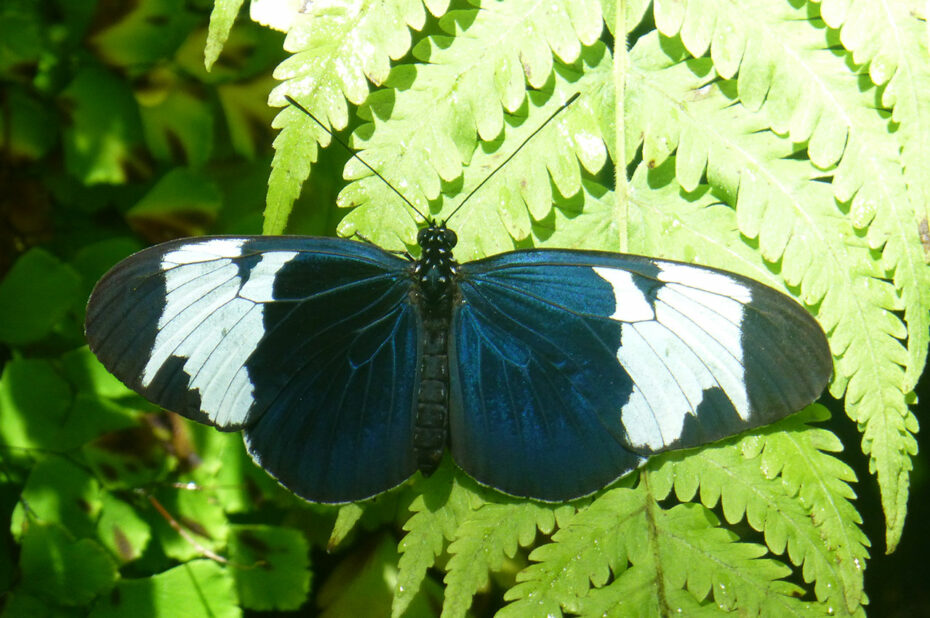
top-left (411, 220), bottom-right (458, 476)
top-left (413, 220), bottom-right (459, 310)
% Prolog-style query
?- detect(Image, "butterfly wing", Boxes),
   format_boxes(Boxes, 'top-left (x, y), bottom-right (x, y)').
top-left (85, 236), bottom-right (420, 503)
top-left (452, 250), bottom-right (832, 501)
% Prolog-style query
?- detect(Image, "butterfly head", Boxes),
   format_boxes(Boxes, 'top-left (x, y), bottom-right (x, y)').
top-left (417, 219), bottom-right (457, 251)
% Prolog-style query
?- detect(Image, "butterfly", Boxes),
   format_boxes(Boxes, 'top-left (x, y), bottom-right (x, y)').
top-left (84, 96), bottom-right (832, 503)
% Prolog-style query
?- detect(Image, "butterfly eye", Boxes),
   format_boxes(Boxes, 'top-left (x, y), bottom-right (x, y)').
top-left (443, 229), bottom-right (457, 248)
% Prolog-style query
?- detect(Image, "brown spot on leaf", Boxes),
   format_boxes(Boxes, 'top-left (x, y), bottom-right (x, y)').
top-left (177, 515), bottom-right (210, 539)
top-left (918, 217), bottom-right (930, 260)
top-left (238, 530), bottom-right (270, 554)
top-left (113, 525), bottom-right (134, 561)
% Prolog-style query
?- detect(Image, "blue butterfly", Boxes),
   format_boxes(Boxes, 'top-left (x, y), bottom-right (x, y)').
top-left (85, 222), bottom-right (830, 502)
top-left (84, 97), bottom-right (832, 503)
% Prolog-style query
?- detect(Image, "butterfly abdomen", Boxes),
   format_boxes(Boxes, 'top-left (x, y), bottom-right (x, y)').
top-left (414, 316), bottom-right (451, 475)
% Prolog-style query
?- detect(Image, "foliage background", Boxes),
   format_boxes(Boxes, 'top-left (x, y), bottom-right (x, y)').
top-left (0, 0), bottom-right (928, 616)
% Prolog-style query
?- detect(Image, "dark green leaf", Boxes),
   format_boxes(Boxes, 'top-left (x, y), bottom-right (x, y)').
top-left (0, 249), bottom-right (80, 345)
top-left (89, 560), bottom-right (239, 618)
top-left (0, 590), bottom-right (83, 618)
top-left (147, 485), bottom-right (229, 562)
top-left (70, 238), bottom-right (144, 312)
top-left (60, 346), bottom-right (134, 401)
top-left (140, 91), bottom-right (214, 166)
top-left (0, 358), bottom-right (72, 450)
top-left (228, 524), bottom-right (310, 611)
top-left (19, 523), bottom-right (118, 607)
top-left (317, 535), bottom-right (398, 618)
top-left (11, 457), bottom-right (102, 539)
top-left (1, 86), bottom-right (58, 160)
top-left (89, 0), bottom-right (199, 69)
top-left (126, 168), bottom-right (222, 240)
top-left (61, 65), bottom-right (143, 185)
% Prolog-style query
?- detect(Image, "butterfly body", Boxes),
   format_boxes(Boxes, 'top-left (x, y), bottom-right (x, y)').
top-left (411, 222), bottom-right (459, 476)
top-left (86, 220), bottom-right (832, 503)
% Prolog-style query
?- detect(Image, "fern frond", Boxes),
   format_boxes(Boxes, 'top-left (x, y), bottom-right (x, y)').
top-left (500, 488), bottom-right (641, 616)
top-left (503, 485), bottom-right (823, 616)
top-left (647, 502), bottom-right (814, 615)
top-left (819, 1), bottom-right (930, 263)
top-left (644, 3), bottom-right (929, 548)
top-left (333, 0), bottom-right (606, 253)
top-left (626, 156), bottom-right (874, 614)
top-left (649, 406), bottom-right (868, 615)
top-left (756, 410), bottom-right (869, 611)
top-left (652, 1), bottom-right (930, 403)
top-left (264, 0), bottom-right (435, 233)
top-left (627, 28), bottom-right (919, 550)
top-left (205, 0), bottom-right (244, 69)
top-left (441, 502), bottom-right (566, 618)
top-left (654, 1), bottom-right (848, 166)
top-left (626, 150), bottom-right (882, 614)
top-left (818, 10), bottom-right (930, 540)
top-left (392, 465), bottom-right (476, 618)
top-left (574, 563), bottom-right (710, 617)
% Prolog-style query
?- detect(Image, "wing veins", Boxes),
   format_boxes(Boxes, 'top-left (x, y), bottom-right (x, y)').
top-left (462, 290), bottom-right (630, 447)
top-left (256, 279), bottom-right (411, 391)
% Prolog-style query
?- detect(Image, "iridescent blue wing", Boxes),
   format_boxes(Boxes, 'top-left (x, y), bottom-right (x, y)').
top-left (85, 236), bottom-right (419, 503)
top-left (452, 250), bottom-right (831, 501)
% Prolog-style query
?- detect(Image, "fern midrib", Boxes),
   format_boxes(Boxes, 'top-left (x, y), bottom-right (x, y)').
top-left (641, 472), bottom-right (671, 614)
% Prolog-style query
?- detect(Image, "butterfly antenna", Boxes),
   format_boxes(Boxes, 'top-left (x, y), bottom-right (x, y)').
top-left (284, 95), bottom-right (428, 221)
top-left (445, 92), bottom-right (580, 223)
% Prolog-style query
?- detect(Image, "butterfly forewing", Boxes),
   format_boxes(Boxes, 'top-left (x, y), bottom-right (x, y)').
top-left (451, 250), bottom-right (832, 500)
top-left (85, 236), bottom-right (421, 502)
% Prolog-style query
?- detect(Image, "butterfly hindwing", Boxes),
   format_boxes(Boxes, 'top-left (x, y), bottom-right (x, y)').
top-left (451, 250), bottom-right (832, 500)
top-left (85, 236), bottom-right (421, 503)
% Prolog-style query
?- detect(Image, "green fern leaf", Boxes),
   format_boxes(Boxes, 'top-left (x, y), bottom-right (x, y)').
top-left (624, 147), bottom-right (873, 614)
top-left (647, 1), bottom-right (930, 550)
top-left (392, 464), bottom-right (475, 618)
top-left (336, 69), bottom-right (610, 258)
top-left (653, 1), bottom-right (930, 404)
top-left (255, 1), bottom-right (930, 612)
top-left (441, 502), bottom-right (565, 618)
top-left (328, 504), bottom-right (365, 549)
top-left (500, 487), bottom-right (640, 616)
top-left (500, 408), bottom-right (866, 615)
top-left (649, 406), bottom-right (868, 615)
top-left (573, 563), bottom-right (712, 618)
top-left (818, 14), bottom-right (930, 546)
top-left (626, 26), bottom-right (921, 550)
top-left (503, 485), bottom-right (823, 616)
top-left (332, 0), bottom-right (606, 253)
top-left (267, 0), bottom-right (604, 238)
top-left (654, 1), bottom-right (849, 167)
top-left (820, 1), bottom-right (930, 271)
top-left (756, 410), bottom-right (869, 612)
top-left (264, 0), bottom-right (434, 233)
top-left (204, 0), bottom-right (244, 70)
top-left (648, 503), bottom-right (811, 615)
